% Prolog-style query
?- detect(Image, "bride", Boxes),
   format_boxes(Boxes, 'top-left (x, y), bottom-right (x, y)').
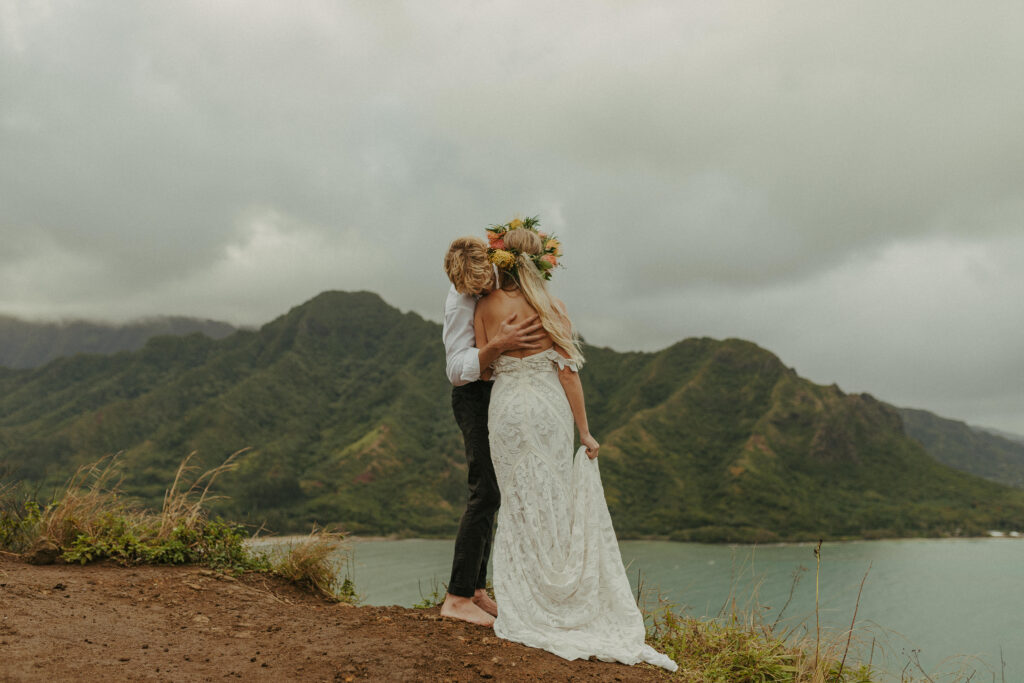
top-left (473, 218), bottom-right (677, 672)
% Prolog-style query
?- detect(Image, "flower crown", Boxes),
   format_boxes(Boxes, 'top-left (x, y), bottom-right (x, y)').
top-left (486, 216), bottom-right (562, 281)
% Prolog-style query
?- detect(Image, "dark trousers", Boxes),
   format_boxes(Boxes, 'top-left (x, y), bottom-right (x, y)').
top-left (447, 380), bottom-right (500, 598)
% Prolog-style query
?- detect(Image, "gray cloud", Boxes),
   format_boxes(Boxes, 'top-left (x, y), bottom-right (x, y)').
top-left (1, 1), bottom-right (1023, 432)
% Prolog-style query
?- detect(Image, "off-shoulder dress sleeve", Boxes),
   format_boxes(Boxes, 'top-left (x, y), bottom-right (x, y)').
top-left (548, 348), bottom-right (579, 373)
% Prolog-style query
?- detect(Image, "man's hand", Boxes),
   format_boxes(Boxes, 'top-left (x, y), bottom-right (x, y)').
top-left (491, 313), bottom-right (545, 353)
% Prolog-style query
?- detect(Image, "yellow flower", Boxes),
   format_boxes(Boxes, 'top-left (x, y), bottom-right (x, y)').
top-left (509, 218), bottom-right (524, 230)
top-left (545, 238), bottom-right (562, 256)
top-left (489, 249), bottom-right (516, 269)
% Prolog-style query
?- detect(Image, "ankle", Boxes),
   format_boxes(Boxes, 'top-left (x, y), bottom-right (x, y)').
top-left (444, 593), bottom-right (472, 606)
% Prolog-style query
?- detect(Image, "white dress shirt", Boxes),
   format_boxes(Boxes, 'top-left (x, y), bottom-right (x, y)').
top-left (442, 284), bottom-right (482, 386)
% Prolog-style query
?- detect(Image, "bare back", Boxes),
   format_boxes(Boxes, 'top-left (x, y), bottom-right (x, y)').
top-left (477, 288), bottom-right (554, 358)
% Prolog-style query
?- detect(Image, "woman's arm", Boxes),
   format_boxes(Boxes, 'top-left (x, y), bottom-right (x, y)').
top-left (553, 346), bottom-right (600, 459)
top-left (474, 302), bottom-right (494, 381)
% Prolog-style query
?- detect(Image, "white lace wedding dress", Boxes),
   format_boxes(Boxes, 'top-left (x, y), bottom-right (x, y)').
top-left (488, 349), bottom-right (678, 672)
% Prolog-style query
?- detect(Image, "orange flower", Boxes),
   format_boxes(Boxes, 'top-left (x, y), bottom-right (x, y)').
top-left (541, 254), bottom-right (558, 267)
top-left (488, 235), bottom-right (505, 250)
top-left (544, 238), bottom-right (561, 256)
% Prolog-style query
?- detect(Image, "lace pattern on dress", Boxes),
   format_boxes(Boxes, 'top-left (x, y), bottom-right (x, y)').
top-left (486, 347), bottom-right (677, 672)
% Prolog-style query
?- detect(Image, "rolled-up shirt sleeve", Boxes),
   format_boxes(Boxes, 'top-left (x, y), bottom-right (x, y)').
top-left (446, 346), bottom-right (481, 386)
top-left (442, 285), bottom-right (482, 386)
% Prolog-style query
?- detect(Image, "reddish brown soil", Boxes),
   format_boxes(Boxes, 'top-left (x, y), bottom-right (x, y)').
top-left (0, 557), bottom-right (668, 681)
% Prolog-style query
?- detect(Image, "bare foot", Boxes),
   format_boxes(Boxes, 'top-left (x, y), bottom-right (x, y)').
top-left (472, 589), bottom-right (498, 617)
top-left (440, 594), bottom-right (494, 627)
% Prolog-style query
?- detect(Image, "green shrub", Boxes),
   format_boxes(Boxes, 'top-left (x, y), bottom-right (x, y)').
top-left (61, 515), bottom-right (268, 573)
top-left (0, 492), bottom-right (46, 553)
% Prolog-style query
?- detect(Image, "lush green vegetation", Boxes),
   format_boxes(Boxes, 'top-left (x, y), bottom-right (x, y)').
top-left (900, 407), bottom-right (1024, 489)
top-left (2, 290), bottom-right (1024, 541)
top-left (588, 338), bottom-right (1024, 541)
top-left (0, 314), bottom-right (237, 369)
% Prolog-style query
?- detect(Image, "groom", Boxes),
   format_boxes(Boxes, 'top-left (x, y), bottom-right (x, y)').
top-left (440, 236), bottom-right (543, 626)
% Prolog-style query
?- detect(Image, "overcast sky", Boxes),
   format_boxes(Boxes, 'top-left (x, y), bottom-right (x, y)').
top-left (2, 1), bottom-right (1022, 434)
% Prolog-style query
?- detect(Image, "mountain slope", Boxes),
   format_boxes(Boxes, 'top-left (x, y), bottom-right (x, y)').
top-left (584, 340), bottom-right (1024, 541)
top-left (0, 314), bottom-right (237, 369)
top-left (0, 292), bottom-right (465, 534)
top-left (2, 291), bottom-right (1022, 540)
top-left (899, 408), bottom-right (1024, 489)
top-left (974, 426), bottom-right (1024, 446)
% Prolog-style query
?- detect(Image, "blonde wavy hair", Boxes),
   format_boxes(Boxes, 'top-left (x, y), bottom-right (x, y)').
top-left (444, 237), bottom-right (494, 295)
top-left (501, 229), bottom-right (584, 367)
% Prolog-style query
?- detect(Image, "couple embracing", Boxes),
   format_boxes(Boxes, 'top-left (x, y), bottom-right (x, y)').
top-left (439, 217), bottom-right (677, 672)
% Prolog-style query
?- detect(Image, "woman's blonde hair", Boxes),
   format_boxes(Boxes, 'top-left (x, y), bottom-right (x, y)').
top-left (444, 237), bottom-right (493, 295)
top-left (501, 229), bottom-right (584, 367)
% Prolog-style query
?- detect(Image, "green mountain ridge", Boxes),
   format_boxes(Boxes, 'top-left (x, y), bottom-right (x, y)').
top-left (0, 314), bottom-right (238, 369)
top-left (973, 425), bottom-right (1024, 446)
top-left (2, 290), bottom-right (1023, 542)
top-left (899, 408), bottom-right (1024, 489)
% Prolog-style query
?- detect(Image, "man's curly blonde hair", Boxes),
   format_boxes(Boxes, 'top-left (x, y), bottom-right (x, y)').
top-left (444, 237), bottom-right (494, 295)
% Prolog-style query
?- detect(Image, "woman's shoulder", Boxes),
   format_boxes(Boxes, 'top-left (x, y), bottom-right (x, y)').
top-left (482, 289), bottom-right (524, 310)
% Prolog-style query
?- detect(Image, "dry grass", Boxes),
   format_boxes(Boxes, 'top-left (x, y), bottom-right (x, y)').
top-left (259, 526), bottom-right (356, 603)
top-left (1, 453), bottom-right (356, 603)
top-left (37, 454), bottom-right (127, 548)
top-left (157, 449), bottom-right (247, 539)
top-left (30, 450), bottom-right (247, 549)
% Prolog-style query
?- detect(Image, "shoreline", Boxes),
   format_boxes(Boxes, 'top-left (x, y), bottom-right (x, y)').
top-left (248, 531), bottom-right (1023, 547)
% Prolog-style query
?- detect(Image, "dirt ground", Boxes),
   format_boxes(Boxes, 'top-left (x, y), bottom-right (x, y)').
top-left (0, 557), bottom-right (669, 682)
